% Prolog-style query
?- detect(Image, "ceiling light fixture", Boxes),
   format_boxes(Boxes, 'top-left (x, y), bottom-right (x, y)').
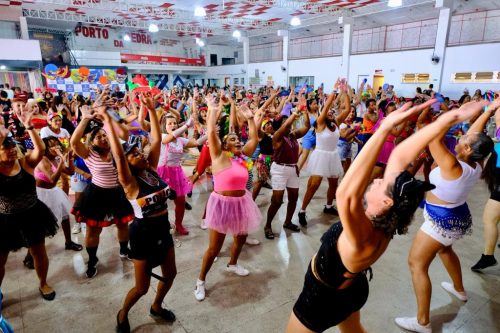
top-left (198, 40), bottom-right (205, 47)
top-left (0, 65), bottom-right (5, 70)
top-left (149, 23), bottom-right (159, 33)
top-left (123, 34), bottom-right (131, 41)
top-left (194, 7), bottom-right (207, 17)
top-left (290, 17), bottom-right (301, 26)
top-left (232, 30), bottom-right (241, 38)
top-left (387, 0), bottom-right (402, 8)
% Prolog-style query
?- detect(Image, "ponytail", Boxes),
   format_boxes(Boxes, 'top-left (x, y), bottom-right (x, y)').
top-left (482, 147), bottom-right (499, 193)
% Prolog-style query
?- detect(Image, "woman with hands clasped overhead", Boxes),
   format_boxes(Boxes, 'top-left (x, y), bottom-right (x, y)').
top-left (194, 91), bottom-right (262, 302)
top-left (287, 99), bottom-right (438, 333)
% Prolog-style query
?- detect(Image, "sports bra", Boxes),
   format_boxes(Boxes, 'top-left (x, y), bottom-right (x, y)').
top-left (429, 160), bottom-right (481, 205)
top-left (213, 159), bottom-right (249, 192)
top-left (34, 161), bottom-right (57, 184)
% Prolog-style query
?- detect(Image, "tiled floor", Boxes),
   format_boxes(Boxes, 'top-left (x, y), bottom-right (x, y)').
top-left (2, 173), bottom-right (499, 333)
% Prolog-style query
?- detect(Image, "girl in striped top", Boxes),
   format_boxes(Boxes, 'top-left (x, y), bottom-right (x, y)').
top-left (70, 105), bottom-right (134, 279)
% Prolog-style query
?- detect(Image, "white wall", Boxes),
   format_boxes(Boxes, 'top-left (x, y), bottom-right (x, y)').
top-left (0, 39), bottom-right (42, 61)
top-left (203, 64), bottom-right (246, 86)
top-left (441, 43), bottom-right (500, 98)
top-left (205, 45), bottom-right (243, 66)
top-left (289, 57), bottom-right (343, 91)
top-left (0, 21), bottom-right (17, 39)
top-left (248, 61), bottom-right (286, 87)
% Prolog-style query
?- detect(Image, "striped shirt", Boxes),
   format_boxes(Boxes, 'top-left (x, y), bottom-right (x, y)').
top-left (84, 150), bottom-right (119, 188)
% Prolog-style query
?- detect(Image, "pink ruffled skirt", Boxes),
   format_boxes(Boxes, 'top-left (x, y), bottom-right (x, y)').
top-left (377, 140), bottom-right (396, 165)
top-left (205, 191), bottom-right (262, 235)
top-left (157, 165), bottom-right (192, 197)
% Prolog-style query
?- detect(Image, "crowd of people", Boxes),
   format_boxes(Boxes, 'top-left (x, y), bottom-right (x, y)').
top-left (0, 79), bottom-right (498, 333)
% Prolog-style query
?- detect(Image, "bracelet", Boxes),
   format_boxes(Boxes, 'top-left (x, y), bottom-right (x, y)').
top-left (25, 126), bottom-right (34, 130)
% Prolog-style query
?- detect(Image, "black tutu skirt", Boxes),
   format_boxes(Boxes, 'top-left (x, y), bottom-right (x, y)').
top-left (71, 183), bottom-right (134, 228)
top-left (0, 200), bottom-right (58, 252)
top-left (129, 214), bottom-right (173, 269)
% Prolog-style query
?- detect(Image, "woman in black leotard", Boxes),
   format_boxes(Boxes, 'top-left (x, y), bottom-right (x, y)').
top-left (287, 99), bottom-right (444, 333)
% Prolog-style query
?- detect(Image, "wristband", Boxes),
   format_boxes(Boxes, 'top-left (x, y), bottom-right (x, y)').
top-left (25, 126), bottom-right (34, 130)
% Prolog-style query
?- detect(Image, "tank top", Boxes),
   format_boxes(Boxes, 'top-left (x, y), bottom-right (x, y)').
top-left (273, 136), bottom-right (299, 164)
top-left (0, 166), bottom-right (38, 214)
top-left (84, 150), bottom-right (119, 188)
top-left (429, 160), bottom-right (481, 205)
top-left (213, 159), bottom-right (249, 192)
top-left (128, 170), bottom-right (170, 219)
top-left (315, 126), bottom-right (340, 151)
top-left (159, 136), bottom-right (188, 167)
top-left (259, 134), bottom-right (273, 155)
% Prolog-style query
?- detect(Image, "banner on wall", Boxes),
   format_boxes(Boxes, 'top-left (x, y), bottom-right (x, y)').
top-left (120, 53), bottom-right (205, 66)
top-left (45, 68), bottom-right (126, 98)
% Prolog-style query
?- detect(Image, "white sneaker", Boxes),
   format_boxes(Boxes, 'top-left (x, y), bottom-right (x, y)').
top-left (395, 317), bottom-right (432, 333)
top-left (194, 279), bottom-right (205, 301)
top-left (72, 223), bottom-right (81, 234)
top-left (200, 219), bottom-right (207, 230)
top-left (441, 281), bottom-right (468, 301)
top-left (245, 238), bottom-right (260, 245)
top-left (226, 264), bottom-right (249, 276)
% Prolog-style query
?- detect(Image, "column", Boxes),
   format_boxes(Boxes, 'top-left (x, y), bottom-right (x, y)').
top-left (19, 16), bottom-right (29, 40)
top-left (339, 16), bottom-right (353, 81)
top-left (242, 36), bottom-right (250, 89)
top-left (434, 0), bottom-right (453, 92)
top-left (279, 30), bottom-right (289, 87)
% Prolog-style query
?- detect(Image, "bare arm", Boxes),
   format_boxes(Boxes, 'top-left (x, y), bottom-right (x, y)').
top-left (16, 106), bottom-right (45, 170)
top-left (141, 93), bottom-right (162, 168)
top-left (242, 107), bottom-right (259, 156)
top-left (206, 96), bottom-right (222, 159)
top-left (469, 99), bottom-right (500, 133)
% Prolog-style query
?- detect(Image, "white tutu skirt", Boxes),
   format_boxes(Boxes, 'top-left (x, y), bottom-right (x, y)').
top-left (306, 149), bottom-right (344, 178)
top-left (36, 187), bottom-right (72, 223)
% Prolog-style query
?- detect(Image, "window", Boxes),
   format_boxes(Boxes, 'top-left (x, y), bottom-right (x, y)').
top-left (289, 76), bottom-right (314, 88)
top-left (234, 78), bottom-right (239, 85)
top-left (210, 54), bottom-right (217, 66)
top-left (241, 77), bottom-right (245, 84)
top-left (401, 73), bottom-right (430, 84)
top-left (222, 58), bottom-right (235, 65)
top-left (475, 72), bottom-right (494, 80)
top-left (451, 71), bottom-right (499, 83)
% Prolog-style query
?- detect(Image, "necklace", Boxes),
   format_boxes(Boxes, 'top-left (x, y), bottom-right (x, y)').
top-left (138, 171), bottom-right (159, 187)
top-left (224, 151), bottom-right (253, 171)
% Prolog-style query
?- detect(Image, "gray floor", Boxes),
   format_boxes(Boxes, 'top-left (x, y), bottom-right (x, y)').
top-left (2, 173), bottom-right (499, 333)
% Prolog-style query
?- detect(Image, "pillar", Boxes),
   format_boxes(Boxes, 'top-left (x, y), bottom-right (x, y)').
top-left (19, 16), bottom-right (29, 40)
top-left (339, 16), bottom-right (353, 82)
top-left (434, 0), bottom-right (453, 92)
top-left (242, 36), bottom-right (249, 89)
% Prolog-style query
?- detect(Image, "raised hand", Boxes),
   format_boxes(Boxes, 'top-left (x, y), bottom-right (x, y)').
top-left (439, 100), bottom-right (489, 126)
top-left (239, 104), bottom-right (254, 120)
top-left (15, 103), bottom-right (34, 128)
top-left (0, 117), bottom-right (11, 145)
top-left (80, 105), bottom-right (94, 120)
top-left (140, 92), bottom-right (155, 110)
top-left (56, 104), bottom-right (65, 113)
top-left (380, 99), bottom-right (436, 130)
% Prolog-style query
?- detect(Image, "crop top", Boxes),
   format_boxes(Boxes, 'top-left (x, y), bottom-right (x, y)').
top-left (0, 166), bottom-right (38, 214)
top-left (128, 170), bottom-right (170, 219)
top-left (34, 161), bottom-right (57, 184)
top-left (429, 160), bottom-right (481, 205)
top-left (314, 222), bottom-right (361, 289)
top-left (213, 159), bottom-right (249, 192)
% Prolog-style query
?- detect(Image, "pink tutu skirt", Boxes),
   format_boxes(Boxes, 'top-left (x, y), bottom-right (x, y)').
top-left (157, 165), bottom-right (192, 197)
top-left (205, 191), bottom-right (262, 235)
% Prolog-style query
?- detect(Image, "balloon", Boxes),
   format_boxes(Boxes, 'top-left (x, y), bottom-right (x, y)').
top-left (383, 83), bottom-right (389, 91)
top-left (79, 67), bottom-right (90, 76)
top-left (149, 80), bottom-right (155, 88)
top-left (99, 76), bottom-right (109, 84)
top-left (70, 69), bottom-right (82, 83)
top-left (44, 63), bottom-right (57, 73)
top-left (116, 67), bottom-right (127, 75)
top-left (126, 81), bottom-right (139, 91)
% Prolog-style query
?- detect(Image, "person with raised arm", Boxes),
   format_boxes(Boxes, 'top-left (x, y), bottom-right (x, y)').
top-left (263, 91), bottom-right (310, 239)
top-left (287, 99), bottom-right (439, 333)
top-left (194, 92), bottom-right (261, 302)
top-left (0, 105), bottom-right (58, 301)
top-left (395, 100), bottom-right (495, 333)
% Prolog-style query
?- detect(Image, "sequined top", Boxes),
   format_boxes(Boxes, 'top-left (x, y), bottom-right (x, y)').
top-left (0, 166), bottom-right (38, 214)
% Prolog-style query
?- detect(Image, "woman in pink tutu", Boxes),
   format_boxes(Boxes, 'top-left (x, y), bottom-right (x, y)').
top-left (194, 92), bottom-right (261, 302)
top-left (157, 115), bottom-right (207, 235)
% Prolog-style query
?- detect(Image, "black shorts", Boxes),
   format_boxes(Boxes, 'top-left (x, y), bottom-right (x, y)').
top-left (490, 189), bottom-right (500, 202)
top-left (293, 264), bottom-right (369, 332)
top-left (129, 214), bottom-right (174, 268)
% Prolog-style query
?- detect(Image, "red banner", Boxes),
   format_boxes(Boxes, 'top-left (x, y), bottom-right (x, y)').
top-left (120, 53), bottom-right (205, 66)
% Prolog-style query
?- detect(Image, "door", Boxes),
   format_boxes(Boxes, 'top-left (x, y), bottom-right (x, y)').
top-left (372, 75), bottom-right (384, 94)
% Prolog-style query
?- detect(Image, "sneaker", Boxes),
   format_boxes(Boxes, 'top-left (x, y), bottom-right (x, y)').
top-left (323, 205), bottom-right (339, 215)
top-left (440, 282), bottom-right (468, 301)
top-left (194, 280), bottom-right (206, 301)
top-left (245, 238), bottom-right (260, 245)
top-left (119, 248), bottom-right (132, 260)
top-left (65, 241), bottom-right (83, 251)
top-left (298, 211), bottom-right (307, 226)
top-left (86, 259), bottom-right (99, 279)
top-left (72, 223), bottom-right (81, 234)
top-left (200, 219), bottom-right (207, 230)
top-left (226, 264), bottom-right (249, 276)
top-left (23, 255), bottom-right (34, 270)
top-left (395, 317), bottom-right (432, 333)
top-left (184, 202), bottom-right (192, 210)
top-left (150, 307), bottom-right (176, 322)
top-left (471, 254), bottom-right (497, 271)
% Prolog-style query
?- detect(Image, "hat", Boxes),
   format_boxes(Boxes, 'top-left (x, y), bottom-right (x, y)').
top-left (391, 171), bottom-right (435, 217)
top-left (122, 135), bottom-right (142, 155)
top-left (261, 118), bottom-right (272, 129)
top-left (1, 135), bottom-right (19, 147)
top-left (47, 111), bottom-right (62, 121)
top-left (122, 141), bottom-right (139, 155)
top-left (361, 92), bottom-right (371, 98)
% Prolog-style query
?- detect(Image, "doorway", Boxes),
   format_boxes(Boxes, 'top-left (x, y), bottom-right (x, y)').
top-left (372, 75), bottom-right (384, 94)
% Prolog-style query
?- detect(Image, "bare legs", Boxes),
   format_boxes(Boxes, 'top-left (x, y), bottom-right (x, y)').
top-left (174, 195), bottom-right (188, 235)
top-left (265, 187), bottom-right (300, 235)
top-left (408, 230), bottom-right (463, 326)
top-left (198, 230), bottom-right (247, 281)
top-left (286, 311), bottom-right (366, 333)
top-left (29, 242), bottom-right (54, 294)
top-left (297, 148), bottom-right (311, 171)
top-left (482, 199), bottom-right (500, 255)
top-left (0, 251), bottom-right (8, 286)
top-left (300, 176), bottom-right (323, 211)
top-left (118, 247), bottom-right (177, 324)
